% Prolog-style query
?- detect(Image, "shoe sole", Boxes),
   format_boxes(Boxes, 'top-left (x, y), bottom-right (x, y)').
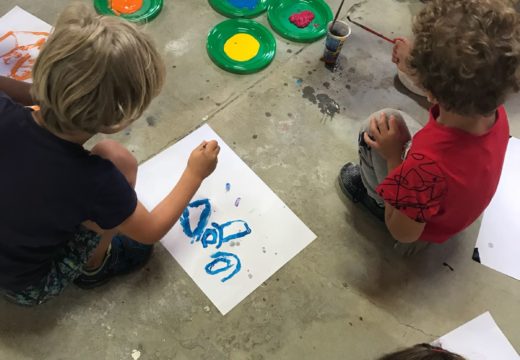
top-left (74, 250), bottom-right (153, 290)
top-left (337, 173), bottom-right (360, 203)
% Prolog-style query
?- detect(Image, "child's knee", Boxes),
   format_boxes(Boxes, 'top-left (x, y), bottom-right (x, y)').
top-left (91, 140), bottom-right (137, 186)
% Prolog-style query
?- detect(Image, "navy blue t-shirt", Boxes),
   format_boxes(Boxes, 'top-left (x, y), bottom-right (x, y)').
top-left (0, 93), bottom-right (137, 291)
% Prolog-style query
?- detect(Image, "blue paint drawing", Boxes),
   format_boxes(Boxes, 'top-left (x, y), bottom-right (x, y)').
top-left (211, 220), bottom-right (251, 249)
top-left (180, 199), bottom-right (211, 239)
top-left (225, 183), bottom-right (231, 192)
top-left (235, 197), bottom-right (241, 207)
top-left (228, 0), bottom-right (259, 10)
top-left (205, 251), bottom-right (242, 282)
top-left (201, 227), bottom-right (218, 248)
top-left (182, 198), bottom-right (252, 283)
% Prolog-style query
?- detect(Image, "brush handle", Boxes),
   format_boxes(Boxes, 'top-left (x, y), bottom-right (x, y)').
top-left (347, 17), bottom-right (396, 44)
top-left (331, 0), bottom-right (346, 30)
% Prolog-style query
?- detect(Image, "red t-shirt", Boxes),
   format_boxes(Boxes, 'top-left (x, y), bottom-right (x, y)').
top-left (376, 105), bottom-right (510, 243)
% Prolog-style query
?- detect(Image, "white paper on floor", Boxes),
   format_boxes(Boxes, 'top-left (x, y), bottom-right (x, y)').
top-left (0, 6), bottom-right (51, 82)
top-left (136, 125), bottom-right (317, 314)
top-left (433, 312), bottom-right (519, 359)
top-left (475, 137), bottom-right (520, 280)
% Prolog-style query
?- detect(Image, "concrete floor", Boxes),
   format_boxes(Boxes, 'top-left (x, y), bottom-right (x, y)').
top-left (1, 0), bottom-right (520, 359)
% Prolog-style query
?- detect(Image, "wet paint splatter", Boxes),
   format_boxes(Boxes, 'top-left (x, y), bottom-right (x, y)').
top-left (316, 94), bottom-right (340, 117)
top-left (146, 116), bottom-right (157, 127)
top-left (226, 183), bottom-right (231, 192)
top-left (302, 86), bottom-right (340, 118)
top-left (302, 86), bottom-right (317, 104)
top-left (235, 197), bottom-right (241, 207)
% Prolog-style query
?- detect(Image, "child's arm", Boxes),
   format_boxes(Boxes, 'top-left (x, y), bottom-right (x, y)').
top-left (363, 114), bottom-right (426, 243)
top-left (118, 140), bottom-right (220, 244)
top-left (0, 76), bottom-right (33, 106)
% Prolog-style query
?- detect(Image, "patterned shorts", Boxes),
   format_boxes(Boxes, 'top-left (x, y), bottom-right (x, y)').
top-left (1, 227), bottom-right (101, 306)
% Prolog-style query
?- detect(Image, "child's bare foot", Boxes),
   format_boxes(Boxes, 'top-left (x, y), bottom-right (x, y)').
top-left (74, 235), bottom-right (153, 289)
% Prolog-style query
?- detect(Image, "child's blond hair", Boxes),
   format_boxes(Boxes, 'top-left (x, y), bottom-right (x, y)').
top-left (31, 3), bottom-right (165, 134)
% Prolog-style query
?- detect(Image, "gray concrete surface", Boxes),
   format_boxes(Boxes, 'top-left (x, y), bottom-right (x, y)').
top-left (1, 0), bottom-right (520, 359)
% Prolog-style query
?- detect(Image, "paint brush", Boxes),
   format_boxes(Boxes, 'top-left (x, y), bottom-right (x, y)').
top-left (346, 16), bottom-right (396, 44)
top-left (330, 0), bottom-right (346, 34)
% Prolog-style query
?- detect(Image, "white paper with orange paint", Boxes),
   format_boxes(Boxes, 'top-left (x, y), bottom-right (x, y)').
top-left (0, 6), bottom-right (51, 82)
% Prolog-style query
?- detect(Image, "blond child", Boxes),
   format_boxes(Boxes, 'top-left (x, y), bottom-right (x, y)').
top-left (0, 3), bottom-right (219, 305)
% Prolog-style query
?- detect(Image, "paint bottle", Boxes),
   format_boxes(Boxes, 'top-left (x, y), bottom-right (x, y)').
top-left (323, 20), bottom-right (351, 65)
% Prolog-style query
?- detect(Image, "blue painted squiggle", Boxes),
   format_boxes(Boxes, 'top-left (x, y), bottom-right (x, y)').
top-left (211, 220), bottom-right (252, 249)
top-left (205, 251), bottom-right (242, 282)
top-left (201, 227), bottom-right (218, 248)
top-left (180, 199), bottom-right (211, 239)
top-left (181, 198), bottom-right (253, 283)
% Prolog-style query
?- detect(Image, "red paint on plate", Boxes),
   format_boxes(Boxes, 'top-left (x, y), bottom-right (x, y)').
top-left (289, 10), bottom-right (315, 28)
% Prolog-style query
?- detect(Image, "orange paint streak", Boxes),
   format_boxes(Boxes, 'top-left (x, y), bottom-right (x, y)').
top-left (110, 0), bottom-right (143, 14)
top-left (0, 30), bottom-right (49, 81)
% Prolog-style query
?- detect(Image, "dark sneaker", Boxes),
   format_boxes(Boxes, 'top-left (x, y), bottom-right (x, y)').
top-left (74, 235), bottom-right (153, 289)
top-left (338, 162), bottom-right (385, 222)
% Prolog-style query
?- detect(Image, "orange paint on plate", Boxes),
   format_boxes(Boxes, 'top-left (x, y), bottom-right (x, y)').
top-left (110, 0), bottom-right (143, 14)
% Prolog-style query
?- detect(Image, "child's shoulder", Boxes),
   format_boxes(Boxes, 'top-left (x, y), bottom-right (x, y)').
top-left (0, 91), bottom-right (24, 114)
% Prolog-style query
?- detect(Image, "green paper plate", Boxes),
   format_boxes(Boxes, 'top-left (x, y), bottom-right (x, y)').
top-left (208, 0), bottom-right (269, 18)
top-left (268, 0), bottom-right (333, 42)
top-left (94, 0), bottom-right (163, 23)
top-left (207, 19), bottom-right (276, 74)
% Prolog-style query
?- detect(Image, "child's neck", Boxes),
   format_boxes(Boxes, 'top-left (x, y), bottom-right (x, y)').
top-left (437, 106), bottom-right (497, 136)
top-left (33, 111), bottom-right (93, 145)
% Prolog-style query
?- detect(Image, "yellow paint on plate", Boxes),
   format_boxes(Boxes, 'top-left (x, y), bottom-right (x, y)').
top-left (224, 34), bottom-right (260, 62)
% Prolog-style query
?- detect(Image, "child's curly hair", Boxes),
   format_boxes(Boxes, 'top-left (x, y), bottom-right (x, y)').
top-left (410, 0), bottom-right (520, 116)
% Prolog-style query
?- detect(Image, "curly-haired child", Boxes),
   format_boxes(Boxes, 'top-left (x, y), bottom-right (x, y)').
top-left (339, 0), bottom-right (520, 255)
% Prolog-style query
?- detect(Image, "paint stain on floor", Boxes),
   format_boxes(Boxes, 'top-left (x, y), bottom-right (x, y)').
top-left (301, 86), bottom-right (340, 118)
top-left (146, 116), bottom-right (157, 127)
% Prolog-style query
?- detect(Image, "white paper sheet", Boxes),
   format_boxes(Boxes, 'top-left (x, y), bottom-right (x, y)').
top-left (0, 6), bottom-right (51, 82)
top-left (136, 125), bottom-right (317, 314)
top-left (475, 137), bottom-right (520, 280)
top-left (434, 312), bottom-right (519, 360)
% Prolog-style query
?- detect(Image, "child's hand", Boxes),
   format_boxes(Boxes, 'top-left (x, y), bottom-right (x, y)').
top-left (187, 140), bottom-right (220, 181)
top-left (363, 113), bottom-right (405, 162)
top-left (392, 37), bottom-right (413, 73)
